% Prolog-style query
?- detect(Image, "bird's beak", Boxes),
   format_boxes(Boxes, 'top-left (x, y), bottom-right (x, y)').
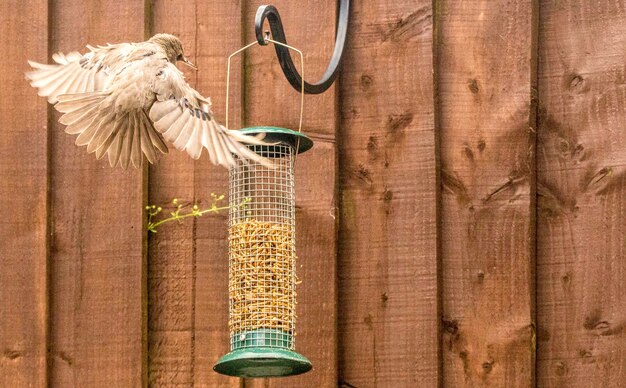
top-left (181, 56), bottom-right (197, 70)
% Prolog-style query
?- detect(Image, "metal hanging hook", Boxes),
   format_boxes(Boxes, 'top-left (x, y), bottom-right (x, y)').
top-left (254, 0), bottom-right (350, 95)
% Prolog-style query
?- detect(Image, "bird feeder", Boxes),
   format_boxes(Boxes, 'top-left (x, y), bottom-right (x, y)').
top-left (214, 33), bottom-right (314, 378)
top-left (214, 126), bottom-right (313, 378)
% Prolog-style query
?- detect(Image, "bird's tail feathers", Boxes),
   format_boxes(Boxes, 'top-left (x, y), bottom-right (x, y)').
top-left (55, 92), bottom-right (168, 169)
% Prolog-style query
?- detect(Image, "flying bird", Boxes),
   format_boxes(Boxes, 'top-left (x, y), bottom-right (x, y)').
top-left (26, 33), bottom-right (266, 169)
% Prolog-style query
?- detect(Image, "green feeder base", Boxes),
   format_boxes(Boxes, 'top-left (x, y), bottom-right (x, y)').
top-left (213, 347), bottom-right (312, 378)
top-left (214, 329), bottom-right (312, 377)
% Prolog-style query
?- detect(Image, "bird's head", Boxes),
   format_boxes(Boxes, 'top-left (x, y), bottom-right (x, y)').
top-left (149, 33), bottom-right (197, 70)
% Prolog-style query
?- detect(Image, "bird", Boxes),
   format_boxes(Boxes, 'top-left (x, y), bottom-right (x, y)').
top-left (26, 33), bottom-right (267, 169)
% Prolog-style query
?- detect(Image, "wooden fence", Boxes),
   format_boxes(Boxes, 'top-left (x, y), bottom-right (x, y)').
top-left (0, 0), bottom-right (624, 387)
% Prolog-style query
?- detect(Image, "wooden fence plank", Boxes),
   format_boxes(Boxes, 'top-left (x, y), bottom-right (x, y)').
top-left (438, 1), bottom-right (537, 387)
top-left (192, 3), bottom-right (247, 387)
top-left (149, 1), bottom-right (244, 387)
top-left (337, 1), bottom-right (439, 387)
top-left (148, 2), bottom-right (198, 386)
top-left (536, 1), bottom-right (626, 386)
top-left (48, 2), bottom-right (148, 386)
top-left (0, 1), bottom-right (48, 387)
top-left (244, 1), bottom-right (338, 387)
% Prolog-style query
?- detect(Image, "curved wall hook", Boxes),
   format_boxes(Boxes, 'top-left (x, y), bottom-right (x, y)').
top-left (254, 1), bottom-right (350, 95)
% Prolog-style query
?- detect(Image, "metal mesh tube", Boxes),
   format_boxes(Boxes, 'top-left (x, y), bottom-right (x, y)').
top-left (228, 143), bottom-right (296, 350)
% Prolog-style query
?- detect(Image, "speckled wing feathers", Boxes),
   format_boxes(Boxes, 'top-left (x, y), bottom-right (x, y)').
top-left (148, 62), bottom-right (269, 168)
top-left (25, 42), bottom-right (148, 103)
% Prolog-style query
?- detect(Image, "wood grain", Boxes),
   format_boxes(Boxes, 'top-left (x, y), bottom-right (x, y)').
top-left (192, 2), bottom-right (246, 386)
top-left (536, 1), bottom-right (626, 386)
top-left (0, 1), bottom-right (48, 387)
top-left (149, 1), bottom-right (244, 387)
top-left (48, 2), bottom-right (148, 386)
top-left (337, 1), bottom-right (439, 387)
top-left (5, 2), bottom-right (626, 387)
top-left (148, 2), bottom-right (198, 386)
top-left (438, 0), bottom-right (537, 387)
top-left (244, 1), bottom-right (338, 387)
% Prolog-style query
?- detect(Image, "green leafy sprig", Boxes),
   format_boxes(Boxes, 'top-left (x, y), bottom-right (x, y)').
top-left (145, 193), bottom-right (250, 233)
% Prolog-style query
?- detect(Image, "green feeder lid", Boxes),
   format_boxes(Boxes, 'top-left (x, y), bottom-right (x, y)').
top-left (240, 126), bottom-right (313, 154)
top-left (213, 347), bottom-right (312, 378)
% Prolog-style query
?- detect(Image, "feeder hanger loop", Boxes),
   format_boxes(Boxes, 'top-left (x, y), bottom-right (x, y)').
top-left (254, 0), bottom-right (350, 95)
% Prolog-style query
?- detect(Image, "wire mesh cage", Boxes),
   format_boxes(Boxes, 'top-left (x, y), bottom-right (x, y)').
top-left (214, 127), bottom-right (313, 378)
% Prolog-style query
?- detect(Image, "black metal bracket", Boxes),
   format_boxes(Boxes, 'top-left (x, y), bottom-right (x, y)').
top-left (254, 1), bottom-right (350, 95)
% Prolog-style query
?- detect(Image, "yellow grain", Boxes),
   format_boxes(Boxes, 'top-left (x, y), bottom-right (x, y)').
top-left (228, 219), bottom-right (297, 335)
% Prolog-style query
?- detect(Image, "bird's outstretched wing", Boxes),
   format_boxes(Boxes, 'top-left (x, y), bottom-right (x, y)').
top-left (52, 58), bottom-right (268, 169)
top-left (148, 62), bottom-right (269, 168)
top-left (52, 56), bottom-right (171, 169)
top-left (25, 42), bottom-right (152, 103)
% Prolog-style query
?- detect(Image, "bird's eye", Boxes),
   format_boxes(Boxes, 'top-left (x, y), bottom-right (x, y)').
top-left (176, 54), bottom-right (183, 61)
